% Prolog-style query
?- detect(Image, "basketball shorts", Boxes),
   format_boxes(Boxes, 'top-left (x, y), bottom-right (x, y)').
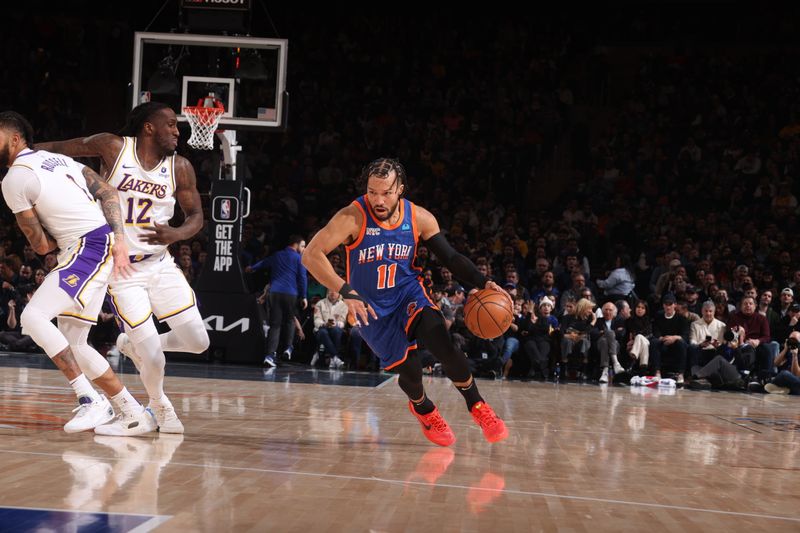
top-left (357, 282), bottom-right (437, 370)
top-left (49, 224), bottom-right (114, 324)
top-left (107, 251), bottom-right (197, 330)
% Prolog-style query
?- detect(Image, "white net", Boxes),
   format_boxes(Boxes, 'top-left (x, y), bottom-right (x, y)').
top-left (183, 106), bottom-right (225, 150)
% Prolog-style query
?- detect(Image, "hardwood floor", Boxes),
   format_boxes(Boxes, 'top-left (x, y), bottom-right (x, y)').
top-left (1, 356), bottom-right (799, 532)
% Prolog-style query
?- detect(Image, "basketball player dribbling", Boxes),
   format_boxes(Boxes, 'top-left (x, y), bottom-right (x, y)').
top-left (303, 158), bottom-right (508, 446)
top-left (0, 111), bottom-right (155, 435)
top-left (38, 102), bottom-right (210, 435)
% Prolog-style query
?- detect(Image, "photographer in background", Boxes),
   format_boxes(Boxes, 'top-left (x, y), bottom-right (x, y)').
top-left (765, 332), bottom-right (800, 394)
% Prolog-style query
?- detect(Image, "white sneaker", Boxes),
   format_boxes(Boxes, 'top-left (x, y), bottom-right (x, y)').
top-left (676, 374), bottom-right (684, 385)
top-left (613, 361), bottom-right (625, 374)
top-left (94, 407), bottom-right (158, 437)
top-left (148, 399), bottom-right (184, 434)
top-left (765, 383), bottom-right (790, 394)
top-left (309, 353), bottom-right (319, 367)
top-left (329, 355), bottom-right (345, 369)
top-left (599, 367), bottom-right (609, 384)
top-left (64, 395), bottom-right (115, 433)
top-left (116, 333), bottom-right (141, 371)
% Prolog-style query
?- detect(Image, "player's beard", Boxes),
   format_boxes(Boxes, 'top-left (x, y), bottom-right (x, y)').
top-left (373, 200), bottom-right (398, 222)
top-left (0, 141), bottom-right (10, 168)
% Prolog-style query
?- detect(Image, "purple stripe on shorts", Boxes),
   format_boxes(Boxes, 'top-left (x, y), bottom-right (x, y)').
top-left (58, 224), bottom-right (112, 304)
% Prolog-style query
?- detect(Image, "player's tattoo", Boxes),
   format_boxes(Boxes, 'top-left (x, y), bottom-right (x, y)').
top-left (14, 209), bottom-right (57, 254)
top-left (82, 166), bottom-right (124, 237)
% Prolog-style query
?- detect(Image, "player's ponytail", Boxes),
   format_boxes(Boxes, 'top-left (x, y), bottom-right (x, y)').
top-left (118, 102), bottom-right (172, 137)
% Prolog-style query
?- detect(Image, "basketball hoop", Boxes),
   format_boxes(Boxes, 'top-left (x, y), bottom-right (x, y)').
top-left (183, 97), bottom-right (225, 150)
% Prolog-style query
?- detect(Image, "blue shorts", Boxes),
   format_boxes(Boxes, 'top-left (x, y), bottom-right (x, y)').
top-left (358, 283), bottom-right (436, 370)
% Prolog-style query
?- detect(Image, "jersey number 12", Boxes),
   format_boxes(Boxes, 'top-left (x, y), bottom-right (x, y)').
top-left (125, 197), bottom-right (153, 225)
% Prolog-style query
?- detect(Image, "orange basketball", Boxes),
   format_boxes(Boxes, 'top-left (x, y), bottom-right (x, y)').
top-left (464, 289), bottom-right (514, 339)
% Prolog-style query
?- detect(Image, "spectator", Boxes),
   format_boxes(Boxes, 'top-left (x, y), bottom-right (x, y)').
top-left (625, 300), bottom-right (652, 371)
top-left (651, 294), bottom-right (690, 384)
top-left (247, 234), bottom-right (308, 368)
top-left (689, 301), bottom-right (727, 369)
top-left (312, 289), bottom-right (349, 369)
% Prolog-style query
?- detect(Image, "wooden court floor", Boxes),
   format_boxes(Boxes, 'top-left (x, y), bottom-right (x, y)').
top-left (1, 358), bottom-right (799, 532)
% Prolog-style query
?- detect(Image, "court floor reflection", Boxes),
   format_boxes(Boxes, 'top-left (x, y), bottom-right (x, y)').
top-left (1, 363), bottom-right (800, 531)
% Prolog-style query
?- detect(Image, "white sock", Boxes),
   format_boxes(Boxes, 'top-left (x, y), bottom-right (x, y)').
top-left (110, 387), bottom-right (144, 416)
top-left (69, 374), bottom-right (99, 402)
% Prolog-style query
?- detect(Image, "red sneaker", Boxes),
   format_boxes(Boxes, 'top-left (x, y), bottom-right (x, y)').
top-left (408, 402), bottom-right (456, 447)
top-left (470, 401), bottom-right (508, 443)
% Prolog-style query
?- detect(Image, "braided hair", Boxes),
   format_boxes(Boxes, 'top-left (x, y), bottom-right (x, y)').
top-left (0, 111), bottom-right (34, 146)
top-left (359, 157), bottom-right (407, 197)
top-left (118, 102), bottom-right (172, 137)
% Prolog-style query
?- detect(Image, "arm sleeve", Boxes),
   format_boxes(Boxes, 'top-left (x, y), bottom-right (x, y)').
top-left (424, 232), bottom-right (487, 289)
top-left (1, 166), bottom-right (41, 213)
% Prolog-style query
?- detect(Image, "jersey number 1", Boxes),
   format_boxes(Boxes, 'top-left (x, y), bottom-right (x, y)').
top-left (376, 263), bottom-right (397, 290)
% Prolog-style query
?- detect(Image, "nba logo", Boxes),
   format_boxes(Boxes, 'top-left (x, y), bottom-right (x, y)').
top-left (220, 199), bottom-right (231, 220)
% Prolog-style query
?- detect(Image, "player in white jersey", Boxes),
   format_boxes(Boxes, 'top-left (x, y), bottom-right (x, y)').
top-left (0, 111), bottom-right (156, 436)
top-left (39, 102), bottom-right (210, 434)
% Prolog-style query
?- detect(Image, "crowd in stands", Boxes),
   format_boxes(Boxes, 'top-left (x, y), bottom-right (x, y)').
top-left (2, 8), bottom-right (800, 393)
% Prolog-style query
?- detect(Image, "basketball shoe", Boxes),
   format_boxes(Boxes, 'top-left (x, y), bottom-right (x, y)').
top-left (408, 402), bottom-right (456, 446)
top-left (94, 407), bottom-right (158, 437)
top-left (116, 333), bottom-right (142, 372)
top-left (64, 395), bottom-right (115, 433)
top-left (470, 401), bottom-right (508, 443)
top-left (148, 396), bottom-right (184, 434)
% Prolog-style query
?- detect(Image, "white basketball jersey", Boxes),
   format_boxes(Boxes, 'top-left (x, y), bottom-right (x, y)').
top-left (105, 137), bottom-right (176, 257)
top-left (2, 149), bottom-right (107, 251)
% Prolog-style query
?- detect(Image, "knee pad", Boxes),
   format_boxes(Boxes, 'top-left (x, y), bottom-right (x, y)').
top-left (20, 305), bottom-right (69, 357)
top-left (58, 318), bottom-right (110, 380)
top-left (168, 317), bottom-right (210, 354)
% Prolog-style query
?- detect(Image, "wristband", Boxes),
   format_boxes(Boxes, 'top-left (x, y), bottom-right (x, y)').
top-left (340, 282), bottom-right (366, 303)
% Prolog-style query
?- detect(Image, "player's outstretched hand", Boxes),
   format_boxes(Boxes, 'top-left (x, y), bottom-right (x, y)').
top-left (344, 297), bottom-right (378, 326)
top-left (142, 222), bottom-right (181, 245)
top-left (111, 240), bottom-right (133, 280)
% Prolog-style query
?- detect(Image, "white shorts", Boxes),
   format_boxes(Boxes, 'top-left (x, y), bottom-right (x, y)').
top-left (107, 251), bottom-right (197, 330)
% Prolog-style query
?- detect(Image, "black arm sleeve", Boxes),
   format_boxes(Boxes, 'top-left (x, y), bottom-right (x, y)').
top-left (424, 232), bottom-right (488, 290)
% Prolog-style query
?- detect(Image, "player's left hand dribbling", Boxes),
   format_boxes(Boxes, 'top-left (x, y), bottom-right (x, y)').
top-left (142, 222), bottom-right (180, 245)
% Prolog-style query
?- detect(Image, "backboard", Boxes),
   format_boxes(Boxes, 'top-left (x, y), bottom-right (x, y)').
top-left (132, 32), bottom-right (288, 130)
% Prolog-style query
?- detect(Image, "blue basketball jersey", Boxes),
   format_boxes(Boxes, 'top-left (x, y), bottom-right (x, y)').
top-left (345, 196), bottom-right (437, 369)
top-left (346, 196), bottom-right (426, 316)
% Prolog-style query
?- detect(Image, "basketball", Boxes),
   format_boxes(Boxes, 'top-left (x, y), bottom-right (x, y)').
top-left (464, 288), bottom-right (514, 339)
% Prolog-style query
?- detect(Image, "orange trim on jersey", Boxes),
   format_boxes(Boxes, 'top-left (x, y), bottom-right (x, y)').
top-left (405, 306), bottom-right (425, 334)
top-left (418, 279), bottom-right (438, 308)
top-left (409, 201), bottom-right (424, 273)
top-left (384, 343), bottom-right (418, 371)
top-left (363, 195), bottom-right (405, 230)
top-left (345, 199), bottom-right (368, 283)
